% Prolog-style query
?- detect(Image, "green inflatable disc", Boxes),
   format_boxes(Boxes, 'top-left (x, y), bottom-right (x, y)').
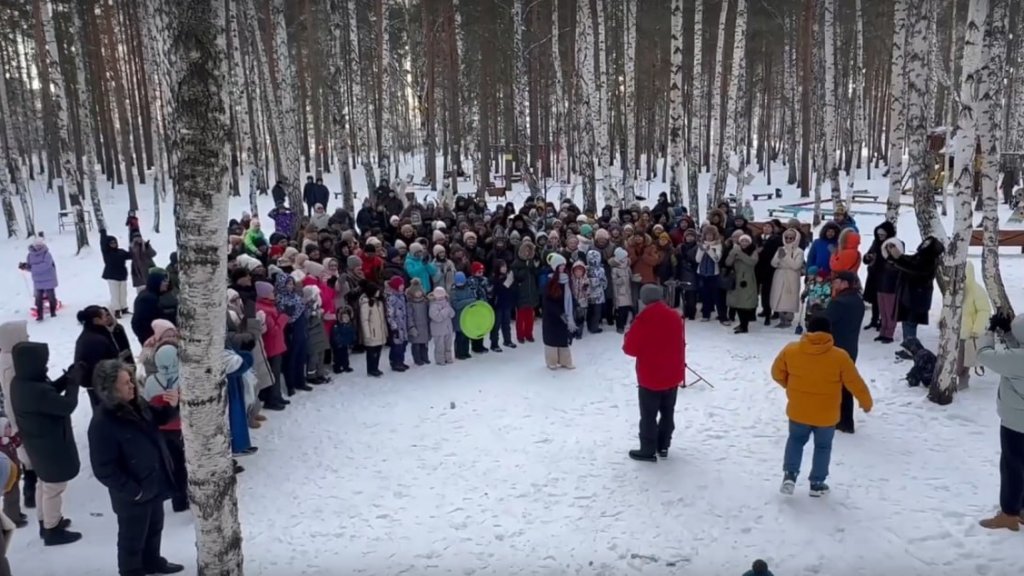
top-left (460, 301), bottom-right (496, 340)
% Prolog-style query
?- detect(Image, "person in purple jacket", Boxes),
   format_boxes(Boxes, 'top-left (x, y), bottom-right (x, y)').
top-left (19, 236), bottom-right (58, 321)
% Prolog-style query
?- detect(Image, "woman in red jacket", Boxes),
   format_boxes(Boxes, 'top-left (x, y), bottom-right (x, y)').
top-left (623, 284), bottom-right (685, 462)
top-left (254, 281), bottom-right (288, 410)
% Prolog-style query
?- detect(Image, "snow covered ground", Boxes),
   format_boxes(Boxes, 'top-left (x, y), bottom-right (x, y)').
top-left (2, 161), bottom-right (1023, 575)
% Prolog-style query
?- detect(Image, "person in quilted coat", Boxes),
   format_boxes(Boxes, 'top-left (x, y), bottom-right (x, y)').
top-left (22, 236), bottom-right (58, 321)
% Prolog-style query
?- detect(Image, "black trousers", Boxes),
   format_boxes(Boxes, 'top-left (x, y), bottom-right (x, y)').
top-left (638, 386), bottom-right (678, 455)
top-left (161, 430), bottom-right (188, 509)
top-left (365, 345), bottom-right (382, 373)
top-left (614, 306), bottom-right (631, 331)
top-left (839, 388), bottom-right (854, 431)
top-left (1001, 426), bottom-right (1024, 517)
top-left (759, 278), bottom-right (773, 317)
top-left (116, 498), bottom-right (165, 576)
top-left (736, 308), bottom-right (755, 330)
top-left (455, 332), bottom-right (470, 357)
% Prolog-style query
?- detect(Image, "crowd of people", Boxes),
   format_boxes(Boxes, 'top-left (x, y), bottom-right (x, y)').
top-left (0, 178), bottom-right (1021, 576)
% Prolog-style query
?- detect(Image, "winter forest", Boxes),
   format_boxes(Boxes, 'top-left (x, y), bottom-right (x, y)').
top-left (1, 0), bottom-right (1024, 574)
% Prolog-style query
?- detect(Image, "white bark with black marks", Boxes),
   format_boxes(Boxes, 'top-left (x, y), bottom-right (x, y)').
top-left (166, 0), bottom-right (245, 570)
top-left (378, 0), bottom-right (395, 180)
top-left (272, 0), bottom-right (302, 210)
top-left (550, 0), bottom-right (567, 185)
top-left (226, 0), bottom-right (256, 215)
top-left (0, 55), bottom-right (20, 238)
top-left (348, 0), bottom-right (376, 197)
top-left (668, 0), bottom-right (685, 206)
top-left (707, 0), bottom-right (729, 205)
top-left (906, 0), bottom-right (945, 242)
top-left (512, 0), bottom-right (538, 195)
top-left (575, 0), bottom-right (597, 211)
top-left (687, 0), bottom-right (703, 219)
top-left (930, 0), bottom-right (985, 405)
top-left (623, 0), bottom-right (637, 205)
top-left (886, 0), bottom-right (909, 223)
top-left (727, 0), bottom-right (748, 203)
top-left (822, 0), bottom-right (841, 205)
top-left (848, 0), bottom-right (866, 196)
top-left (594, 0), bottom-right (614, 207)
top-left (329, 0), bottom-right (355, 213)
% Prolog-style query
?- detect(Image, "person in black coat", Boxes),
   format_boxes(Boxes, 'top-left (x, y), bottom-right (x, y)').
top-left (889, 236), bottom-right (944, 344)
top-left (9, 341), bottom-right (83, 545)
top-left (302, 175), bottom-right (317, 216)
top-left (89, 360), bottom-right (184, 576)
top-left (100, 229), bottom-right (132, 317)
top-left (271, 179), bottom-right (287, 206)
top-left (676, 229), bottom-right (699, 320)
top-left (541, 257), bottom-right (575, 369)
top-left (755, 220), bottom-right (784, 324)
top-left (861, 221), bottom-right (896, 330)
top-left (75, 306), bottom-right (134, 408)
top-left (825, 271), bottom-right (866, 434)
top-left (314, 177), bottom-right (329, 209)
top-left (132, 270), bottom-right (173, 345)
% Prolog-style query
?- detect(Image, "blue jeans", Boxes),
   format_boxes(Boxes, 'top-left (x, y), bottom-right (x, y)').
top-left (902, 321), bottom-right (918, 342)
top-left (783, 421), bottom-right (835, 484)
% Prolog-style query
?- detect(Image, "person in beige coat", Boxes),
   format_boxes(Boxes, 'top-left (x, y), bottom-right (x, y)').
top-left (0, 321), bottom-right (29, 525)
top-left (957, 261), bottom-right (991, 390)
top-left (358, 282), bottom-right (388, 377)
top-left (770, 228), bottom-right (806, 328)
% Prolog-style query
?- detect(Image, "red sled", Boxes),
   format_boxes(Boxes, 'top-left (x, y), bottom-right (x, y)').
top-left (30, 300), bottom-right (64, 319)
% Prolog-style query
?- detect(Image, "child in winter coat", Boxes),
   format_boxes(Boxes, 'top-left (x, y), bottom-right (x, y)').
top-left (329, 304), bottom-right (355, 373)
top-left (22, 235), bottom-right (59, 321)
top-left (385, 276), bottom-right (410, 372)
top-left (450, 272), bottom-right (476, 359)
top-left (302, 285), bottom-right (330, 383)
top-left (489, 260), bottom-right (516, 352)
top-left (466, 263), bottom-right (492, 354)
top-left (358, 282), bottom-right (387, 377)
top-left (609, 248), bottom-right (634, 333)
top-left (140, 320), bottom-right (189, 512)
top-left (254, 280), bottom-right (288, 410)
top-left (801, 268), bottom-right (832, 329)
top-left (428, 287), bottom-right (456, 364)
top-left (406, 278), bottom-right (432, 365)
top-left (569, 261), bottom-right (589, 340)
top-left (585, 250), bottom-right (607, 334)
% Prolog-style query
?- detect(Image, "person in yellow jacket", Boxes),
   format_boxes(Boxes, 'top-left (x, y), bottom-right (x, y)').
top-left (957, 262), bottom-right (991, 391)
top-left (771, 315), bottom-right (873, 497)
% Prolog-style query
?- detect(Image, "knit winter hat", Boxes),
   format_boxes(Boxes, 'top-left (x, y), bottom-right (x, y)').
top-left (432, 286), bottom-right (447, 298)
top-left (806, 265), bottom-right (819, 277)
top-left (639, 284), bottom-right (663, 306)
top-left (614, 247), bottom-right (628, 261)
top-left (463, 231), bottom-right (477, 243)
top-left (366, 236), bottom-right (383, 248)
top-left (738, 234), bottom-right (752, 246)
top-left (301, 285), bottom-right (321, 302)
top-left (32, 235), bottom-right (46, 247)
top-left (409, 242), bottom-right (425, 255)
top-left (395, 239), bottom-right (408, 251)
top-left (236, 254), bottom-right (262, 272)
top-left (303, 260), bottom-right (324, 278)
top-left (150, 319), bottom-right (176, 340)
top-left (470, 262), bottom-right (485, 276)
top-left (580, 224), bottom-right (593, 238)
top-left (387, 276), bottom-right (405, 291)
top-left (432, 244), bottom-right (446, 257)
top-left (226, 288), bottom-right (240, 304)
top-left (454, 272), bottom-right (467, 286)
top-left (834, 270), bottom-right (859, 286)
top-left (576, 214), bottom-right (589, 224)
top-left (433, 221), bottom-right (447, 230)
top-left (407, 277), bottom-right (424, 296)
top-left (547, 253), bottom-right (567, 270)
top-left (291, 270), bottom-right (306, 284)
top-left (293, 253), bottom-right (308, 270)
top-left (432, 229), bottom-right (446, 242)
top-left (595, 228), bottom-right (610, 242)
top-left (807, 315), bottom-right (832, 334)
top-left (346, 255), bottom-right (363, 271)
top-left (278, 247), bottom-right (299, 267)
top-left (389, 215), bottom-right (400, 226)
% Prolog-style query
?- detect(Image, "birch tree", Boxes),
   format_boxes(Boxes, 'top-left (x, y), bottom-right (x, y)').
top-left (378, 0), bottom-right (395, 180)
top-left (594, 0), bottom-right (614, 206)
top-left (74, 0), bottom-right (106, 233)
top-left (687, 0), bottom-right (703, 219)
top-left (0, 54), bottom-right (32, 237)
top-left (575, 0), bottom-right (597, 211)
top-left (978, 0), bottom-right (1014, 317)
top-left (226, 0), bottom-right (257, 215)
top-left (0, 59), bottom-right (20, 238)
top-left (41, 0), bottom-right (88, 251)
top-left (272, 0), bottom-right (302, 210)
top-left (622, 0), bottom-right (637, 205)
top-left (906, 0), bottom-right (944, 241)
top-left (785, 14), bottom-right (798, 186)
top-left (550, 0), bottom-right (567, 185)
top-left (847, 0), bottom-right (866, 196)
top-left (167, 0), bottom-right (245, 571)
top-left (721, 0), bottom-right (747, 202)
top-left (822, 0), bottom-right (841, 205)
top-left (886, 0), bottom-right (909, 223)
top-left (931, 0), bottom-right (986, 405)
top-left (329, 0), bottom-right (355, 213)
top-left (707, 0), bottom-right (729, 204)
top-left (668, 0), bottom-right (685, 205)
top-left (348, 0), bottom-right (376, 196)
top-left (512, 0), bottom-right (538, 195)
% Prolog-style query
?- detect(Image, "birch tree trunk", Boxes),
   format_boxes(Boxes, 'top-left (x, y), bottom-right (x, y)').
top-left (594, 0), bottom-right (614, 207)
top-left (74, 0), bottom-right (106, 233)
top-left (512, 0), bottom-right (538, 195)
top-left (906, 0), bottom-right (945, 242)
top-left (167, 0), bottom-right (244, 570)
top-left (0, 57), bottom-right (20, 238)
top-left (848, 0), bottom-right (866, 194)
top-left (0, 55), bottom-right (32, 237)
top-left (730, 0), bottom-right (749, 202)
top-left (822, 0), bottom-right (841, 205)
top-left (226, 0), bottom-right (257, 215)
top-left (931, 0), bottom-right (986, 405)
top-left (348, 0), bottom-right (376, 197)
top-left (978, 0), bottom-right (1014, 317)
top-left (42, 0), bottom-right (88, 252)
top-left (329, 0), bottom-right (355, 212)
top-left (687, 0), bottom-right (703, 219)
top-left (707, 0), bottom-right (729, 205)
top-left (550, 0), bottom-right (567, 185)
top-left (575, 0), bottom-right (597, 211)
top-left (378, 0), bottom-right (394, 180)
top-left (886, 0), bottom-right (909, 223)
top-left (668, 0), bottom-right (685, 205)
top-left (623, 0), bottom-right (637, 205)
top-left (272, 0), bottom-right (302, 210)
top-left (785, 14), bottom-right (798, 186)
top-left (140, 0), bottom-right (168, 233)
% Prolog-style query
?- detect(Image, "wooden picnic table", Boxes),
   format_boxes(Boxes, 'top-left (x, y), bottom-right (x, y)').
top-left (969, 229), bottom-right (1024, 253)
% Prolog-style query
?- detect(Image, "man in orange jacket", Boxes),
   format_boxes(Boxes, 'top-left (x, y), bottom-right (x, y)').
top-left (624, 284), bottom-right (685, 462)
top-left (771, 315), bottom-right (873, 496)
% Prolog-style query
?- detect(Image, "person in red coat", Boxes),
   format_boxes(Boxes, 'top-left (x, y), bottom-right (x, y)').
top-left (623, 283), bottom-right (685, 462)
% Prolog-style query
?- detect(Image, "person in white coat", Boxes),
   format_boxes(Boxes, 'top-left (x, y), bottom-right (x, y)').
top-left (770, 228), bottom-right (806, 329)
top-left (956, 261), bottom-right (991, 391)
top-left (358, 281), bottom-right (388, 377)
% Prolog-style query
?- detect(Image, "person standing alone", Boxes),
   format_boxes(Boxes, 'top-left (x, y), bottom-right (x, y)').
top-left (825, 271), bottom-right (866, 433)
top-left (624, 284), bottom-right (685, 462)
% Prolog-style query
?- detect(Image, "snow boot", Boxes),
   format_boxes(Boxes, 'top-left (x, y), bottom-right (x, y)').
top-left (146, 559), bottom-right (185, 574)
top-left (780, 473), bottom-right (796, 495)
top-left (38, 517), bottom-right (72, 538)
top-left (22, 469), bottom-right (36, 509)
top-left (504, 341), bottom-right (517, 349)
top-left (42, 524), bottom-right (81, 546)
top-left (490, 345), bottom-right (503, 353)
top-left (657, 449), bottom-right (668, 459)
top-left (809, 482), bottom-right (830, 498)
top-left (628, 450), bottom-right (657, 463)
top-left (764, 317), bottom-right (771, 326)
top-left (979, 512), bottom-right (1021, 531)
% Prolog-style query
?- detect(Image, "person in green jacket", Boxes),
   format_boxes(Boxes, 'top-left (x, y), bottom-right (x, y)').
top-left (243, 218), bottom-right (267, 256)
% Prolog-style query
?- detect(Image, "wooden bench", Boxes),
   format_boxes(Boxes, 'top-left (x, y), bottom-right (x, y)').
top-left (750, 192), bottom-right (774, 201)
top-left (767, 207), bottom-right (798, 218)
top-left (969, 229), bottom-right (1024, 253)
top-left (57, 209), bottom-right (94, 233)
top-left (486, 186), bottom-right (507, 200)
top-left (852, 193), bottom-right (880, 203)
